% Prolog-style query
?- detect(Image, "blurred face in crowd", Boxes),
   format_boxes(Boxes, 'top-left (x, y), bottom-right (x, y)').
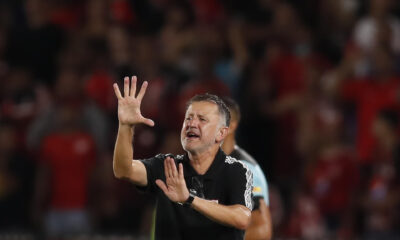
top-left (226, 109), bottom-right (239, 138)
top-left (273, 2), bottom-right (297, 29)
top-left (371, 47), bottom-right (394, 77)
top-left (0, 125), bottom-right (16, 153)
top-left (87, 0), bottom-right (108, 21)
top-left (370, 0), bottom-right (393, 17)
top-left (372, 116), bottom-right (394, 143)
top-left (166, 6), bottom-right (187, 28)
top-left (55, 105), bottom-right (81, 132)
top-left (181, 101), bottom-right (226, 154)
top-left (24, 0), bottom-right (49, 27)
top-left (55, 68), bottom-right (83, 100)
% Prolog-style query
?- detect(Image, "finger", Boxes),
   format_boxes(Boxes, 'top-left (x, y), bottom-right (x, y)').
top-left (136, 81), bottom-right (148, 102)
top-left (170, 158), bottom-right (178, 178)
top-left (166, 157), bottom-right (174, 179)
top-left (142, 117), bottom-right (155, 127)
top-left (155, 179), bottom-right (168, 193)
top-left (113, 83), bottom-right (122, 99)
top-left (164, 158), bottom-right (170, 178)
top-left (130, 76), bottom-right (137, 97)
top-left (123, 76), bottom-right (130, 97)
top-left (178, 163), bottom-right (184, 179)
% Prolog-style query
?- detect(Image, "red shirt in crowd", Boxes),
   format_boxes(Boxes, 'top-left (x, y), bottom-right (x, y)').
top-left (40, 132), bottom-right (96, 209)
top-left (267, 53), bottom-right (306, 176)
top-left (308, 147), bottom-right (359, 215)
top-left (341, 77), bottom-right (400, 163)
top-left (268, 53), bottom-right (306, 98)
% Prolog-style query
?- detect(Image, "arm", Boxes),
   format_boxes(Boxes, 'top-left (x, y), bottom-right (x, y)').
top-left (242, 163), bottom-right (273, 239)
top-left (322, 45), bottom-right (365, 100)
top-left (112, 76), bottom-right (154, 186)
top-left (228, 20), bottom-right (249, 69)
top-left (245, 199), bottom-right (273, 240)
top-left (191, 196), bottom-right (251, 230)
top-left (155, 157), bottom-right (251, 230)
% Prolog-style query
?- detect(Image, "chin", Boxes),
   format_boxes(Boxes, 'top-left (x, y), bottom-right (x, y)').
top-left (181, 141), bottom-right (190, 151)
top-left (182, 143), bottom-right (194, 152)
top-left (182, 142), bottom-right (200, 154)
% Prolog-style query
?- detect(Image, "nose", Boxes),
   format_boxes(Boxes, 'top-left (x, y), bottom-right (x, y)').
top-left (187, 117), bottom-right (198, 128)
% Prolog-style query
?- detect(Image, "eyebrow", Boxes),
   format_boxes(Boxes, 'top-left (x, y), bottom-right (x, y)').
top-left (186, 113), bottom-right (209, 119)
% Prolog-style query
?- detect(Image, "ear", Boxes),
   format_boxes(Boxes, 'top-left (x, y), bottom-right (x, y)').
top-left (216, 126), bottom-right (229, 143)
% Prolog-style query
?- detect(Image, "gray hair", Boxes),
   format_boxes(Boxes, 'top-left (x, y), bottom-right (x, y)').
top-left (186, 93), bottom-right (231, 127)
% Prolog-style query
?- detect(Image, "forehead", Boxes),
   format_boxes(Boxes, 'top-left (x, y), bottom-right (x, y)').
top-left (186, 101), bottom-right (219, 116)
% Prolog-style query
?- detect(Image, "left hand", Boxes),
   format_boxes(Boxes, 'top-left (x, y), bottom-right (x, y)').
top-left (156, 157), bottom-right (190, 203)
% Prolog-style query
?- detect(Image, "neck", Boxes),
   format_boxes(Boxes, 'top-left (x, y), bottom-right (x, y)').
top-left (188, 145), bottom-right (219, 175)
top-left (221, 134), bottom-right (236, 155)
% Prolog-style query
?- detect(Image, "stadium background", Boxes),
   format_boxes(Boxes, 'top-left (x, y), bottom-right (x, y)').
top-left (0, 0), bottom-right (400, 239)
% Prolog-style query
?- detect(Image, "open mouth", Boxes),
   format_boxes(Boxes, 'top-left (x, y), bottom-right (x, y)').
top-left (186, 131), bottom-right (200, 140)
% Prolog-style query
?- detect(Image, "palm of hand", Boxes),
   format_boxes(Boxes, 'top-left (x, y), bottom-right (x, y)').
top-left (118, 98), bottom-right (143, 125)
top-left (156, 157), bottom-right (190, 203)
top-left (164, 175), bottom-right (188, 202)
top-left (113, 76), bottom-right (154, 127)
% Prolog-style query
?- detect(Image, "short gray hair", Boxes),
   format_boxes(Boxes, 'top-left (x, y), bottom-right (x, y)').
top-left (186, 93), bottom-right (231, 127)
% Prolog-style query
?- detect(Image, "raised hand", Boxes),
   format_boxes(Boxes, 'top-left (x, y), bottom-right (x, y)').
top-left (156, 157), bottom-right (190, 203)
top-left (113, 76), bottom-right (154, 127)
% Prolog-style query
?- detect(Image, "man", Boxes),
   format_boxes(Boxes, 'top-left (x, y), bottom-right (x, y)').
top-left (113, 76), bottom-right (253, 240)
top-left (221, 97), bottom-right (273, 240)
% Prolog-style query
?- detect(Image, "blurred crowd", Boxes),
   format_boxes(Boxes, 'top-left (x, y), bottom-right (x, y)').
top-left (0, 0), bottom-right (400, 239)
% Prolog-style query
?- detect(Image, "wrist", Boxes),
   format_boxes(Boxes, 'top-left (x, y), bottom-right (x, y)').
top-left (178, 193), bottom-right (195, 207)
top-left (119, 123), bottom-right (135, 130)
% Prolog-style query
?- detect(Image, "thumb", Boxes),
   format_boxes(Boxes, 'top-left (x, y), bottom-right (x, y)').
top-left (142, 117), bottom-right (155, 127)
top-left (156, 179), bottom-right (168, 193)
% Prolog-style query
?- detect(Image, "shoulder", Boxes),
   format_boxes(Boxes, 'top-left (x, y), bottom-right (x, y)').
top-left (149, 153), bottom-right (166, 161)
top-left (139, 153), bottom-right (169, 166)
top-left (150, 153), bottom-right (185, 163)
top-left (224, 155), bottom-right (244, 167)
top-left (152, 153), bottom-right (183, 159)
top-left (223, 156), bottom-right (253, 187)
top-left (232, 146), bottom-right (259, 166)
top-left (224, 155), bottom-right (252, 176)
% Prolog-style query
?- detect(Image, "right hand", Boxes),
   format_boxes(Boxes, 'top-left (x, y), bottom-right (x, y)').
top-left (155, 157), bottom-right (190, 203)
top-left (113, 76), bottom-right (155, 127)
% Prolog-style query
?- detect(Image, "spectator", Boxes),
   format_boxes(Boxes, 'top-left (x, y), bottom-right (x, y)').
top-left (32, 103), bottom-right (97, 237)
top-left (358, 110), bottom-right (400, 238)
top-left (27, 66), bottom-right (109, 153)
top-left (353, 0), bottom-right (400, 55)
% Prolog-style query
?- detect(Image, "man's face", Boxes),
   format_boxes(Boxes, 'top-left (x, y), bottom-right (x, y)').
top-left (181, 101), bottom-right (225, 154)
